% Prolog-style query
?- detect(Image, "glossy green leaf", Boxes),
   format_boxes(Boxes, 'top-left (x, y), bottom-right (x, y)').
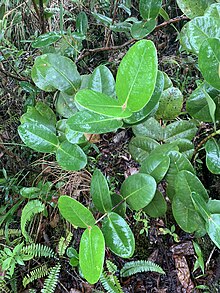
top-left (20, 187), bottom-right (40, 199)
top-left (164, 120), bottom-right (197, 143)
top-left (207, 200), bottom-right (220, 214)
top-left (32, 32), bottom-right (61, 48)
top-left (58, 195), bottom-right (95, 228)
top-left (172, 170), bottom-right (208, 232)
top-left (88, 65), bottom-right (116, 98)
top-left (155, 87), bottom-right (183, 120)
top-left (132, 117), bottom-right (163, 140)
top-left (186, 82), bottom-right (220, 122)
top-left (116, 40), bottom-right (158, 112)
top-left (191, 192), bottom-right (211, 222)
top-left (180, 16), bottom-right (220, 54)
top-left (31, 53), bottom-right (81, 94)
top-left (199, 38), bottom-right (220, 90)
top-left (162, 72), bottom-right (173, 90)
top-left (110, 21), bottom-right (132, 32)
top-left (159, 7), bottom-right (170, 21)
top-left (143, 190), bottom-right (167, 218)
top-left (124, 71), bottom-right (164, 125)
top-left (90, 169), bottom-right (112, 213)
top-left (140, 154), bottom-right (170, 183)
top-left (165, 151), bottom-right (195, 199)
top-left (206, 214), bottom-right (220, 249)
top-left (35, 102), bottom-right (57, 126)
top-left (120, 173), bottom-right (156, 210)
top-left (75, 89), bottom-right (132, 118)
top-left (76, 12), bottom-right (88, 35)
top-left (205, 139), bottom-right (220, 174)
top-left (65, 127), bottom-right (86, 145)
top-left (111, 193), bottom-right (126, 218)
top-left (129, 136), bottom-right (159, 162)
top-left (92, 12), bottom-right (112, 25)
top-left (204, 3), bottom-right (220, 18)
top-left (102, 212), bottom-right (135, 258)
top-left (55, 92), bottom-right (78, 118)
top-left (56, 141), bottom-right (87, 171)
top-left (175, 139), bottom-right (195, 160)
top-left (176, 0), bottom-right (215, 18)
top-left (79, 226), bottom-right (105, 284)
top-left (139, 0), bottom-right (162, 19)
top-left (130, 19), bottom-right (156, 39)
top-left (67, 111), bottom-right (122, 134)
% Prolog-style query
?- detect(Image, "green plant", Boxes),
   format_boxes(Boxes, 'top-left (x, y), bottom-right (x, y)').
top-left (159, 225), bottom-right (179, 243)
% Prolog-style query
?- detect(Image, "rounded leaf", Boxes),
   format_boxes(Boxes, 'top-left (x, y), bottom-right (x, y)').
top-left (131, 19), bottom-right (156, 39)
top-left (205, 139), bottom-right (220, 174)
top-left (31, 53), bottom-right (81, 94)
top-left (120, 173), bottom-right (156, 210)
top-left (58, 195), bottom-right (95, 228)
top-left (79, 226), bottom-right (105, 284)
top-left (139, 0), bottom-right (162, 19)
top-left (129, 136), bottom-right (159, 162)
top-left (116, 40), bottom-right (158, 112)
top-left (132, 117), bottom-right (163, 141)
top-left (204, 3), bottom-right (220, 18)
top-left (199, 38), bottom-right (220, 90)
top-left (55, 92), bottom-right (78, 118)
top-left (102, 212), bottom-right (135, 258)
top-left (56, 141), bottom-right (87, 171)
top-left (176, 0), bottom-right (215, 19)
top-left (143, 190), bottom-right (167, 218)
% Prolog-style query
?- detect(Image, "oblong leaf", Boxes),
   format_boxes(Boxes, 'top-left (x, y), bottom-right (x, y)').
top-left (102, 212), bottom-right (135, 258)
top-left (88, 65), bottom-right (116, 98)
top-left (66, 111), bottom-right (123, 134)
top-left (56, 141), bottom-right (87, 171)
top-left (205, 139), bottom-right (220, 174)
top-left (79, 226), bottom-right (105, 284)
top-left (58, 195), bottom-right (95, 228)
top-left (120, 173), bottom-right (156, 210)
top-left (143, 190), bottom-right (167, 218)
top-left (31, 53), bottom-right (81, 94)
top-left (180, 16), bottom-right (220, 54)
top-left (75, 89), bottom-right (132, 118)
top-left (90, 169), bottom-right (112, 213)
top-left (76, 11), bottom-right (88, 35)
top-left (130, 19), bottom-right (156, 39)
top-left (139, 0), bottom-right (162, 19)
top-left (199, 38), bottom-right (220, 90)
top-left (164, 120), bottom-right (197, 143)
top-left (32, 32), bottom-right (61, 48)
top-left (116, 40), bottom-right (158, 112)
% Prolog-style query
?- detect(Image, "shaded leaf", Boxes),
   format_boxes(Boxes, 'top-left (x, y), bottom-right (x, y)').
top-left (139, 0), bottom-right (162, 19)
top-left (55, 92), bottom-right (78, 118)
top-left (205, 138), bottom-right (220, 174)
top-left (131, 19), bottom-right (156, 39)
top-left (143, 190), bottom-right (167, 218)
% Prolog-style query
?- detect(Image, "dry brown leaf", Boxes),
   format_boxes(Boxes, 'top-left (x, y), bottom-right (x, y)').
top-left (170, 241), bottom-right (194, 256)
top-left (84, 133), bottom-right (100, 143)
top-left (174, 255), bottom-right (194, 292)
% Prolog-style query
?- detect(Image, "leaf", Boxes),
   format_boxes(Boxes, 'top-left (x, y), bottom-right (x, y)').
top-left (32, 32), bottom-right (61, 48)
top-left (174, 139), bottom-right (195, 160)
top-left (90, 169), bottom-right (112, 213)
top-left (143, 190), bottom-right (167, 218)
top-left (31, 53), bottom-right (81, 94)
top-left (92, 12), bottom-right (112, 25)
top-left (111, 193), bottom-right (126, 218)
top-left (176, 0), bottom-right (215, 18)
top-left (102, 212), bottom-right (135, 258)
top-left (88, 65), bottom-right (116, 98)
top-left (79, 226), bottom-right (105, 284)
top-left (110, 21), bottom-right (132, 32)
top-left (203, 87), bottom-right (217, 129)
top-left (124, 71), bottom-right (164, 125)
top-left (180, 16), bottom-right (220, 54)
top-left (164, 120), bottom-right (198, 143)
top-left (58, 195), bottom-right (96, 228)
top-left (205, 139), bottom-right (220, 174)
top-left (132, 117), bottom-right (163, 140)
top-left (204, 3), bottom-right (220, 18)
top-left (140, 154), bottom-right (170, 183)
top-left (207, 200), bottom-right (220, 214)
top-left (76, 12), bottom-right (88, 35)
top-left (206, 214), bottom-right (220, 249)
top-left (186, 82), bottom-right (220, 122)
top-left (130, 19), bottom-right (156, 39)
top-left (199, 38), bottom-right (220, 90)
top-left (66, 111), bottom-right (123, 134)
top-left (65, 126), bottom-right (87, 144)
top-left (163, 72), bottom-right (173, 89)
top-left (172, 170), bottom-right (208, 233)
top-left (20, 187), bottom-right (40, 199)
top-left (139, 0), bottom-right (162, 19)
top-left (75, 89), bottom-right (132, 118)
top-left (56, 141), bottom-right (87, 171)
top-left (165, 151), bottom-right (195, 199)
top-left (155, 87), bottom-right (183, 120)
top-left (128, 136), bottom-right (159, 162)
top-left (21, 200), bottom-right (45, 241)
top-left (55, 92), bottom-right (78, 118)
top-left (120, 260), bottom-right (165, 277)
top-left (116, 40), bottom-right (158, 112)
top-left (120, 173), bottom-right (156, 210)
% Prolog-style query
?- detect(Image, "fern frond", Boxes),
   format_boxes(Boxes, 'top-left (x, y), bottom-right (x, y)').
top-left (41, 263), bottom-right (61, 293)
top-left (100, 272), bottom-right (123, 293)
top-left (58, 230), bottom-right (73, 257)
top-left (106, 260), bottom-right (117, 274)
top-left (120, 260), bottom-right (165, 277)
top-left (0, 279), bottom-right (10, 293)
top-left (28, 289), bottom-right (37, 293)
top-left (21, 243), bottom-right (55, 259)
top-left (21, 200), bottom-right (45, 242)
top-left (23, 264), bottom-right (50, 288)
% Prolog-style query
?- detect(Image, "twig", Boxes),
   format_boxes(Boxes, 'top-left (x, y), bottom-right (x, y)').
top-left (0, 66), bottom-right (30, 82)
top-left (76, 15), bottom-right (189, 63)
